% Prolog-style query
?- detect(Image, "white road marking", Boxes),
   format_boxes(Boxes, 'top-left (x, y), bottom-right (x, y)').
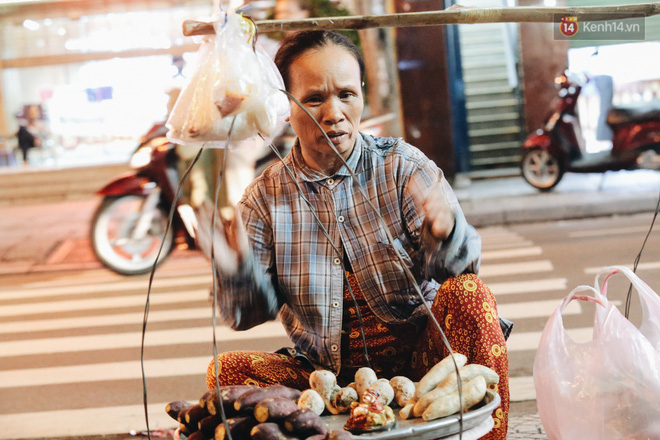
top-left (481, 240), bottom-right (535, 250)
top-left (0, 356), bottom-right (212, 388)
top-left (509, 376), bottom-right (536, 402)
top-left (488, 278), bottom-right (567, 296)
top-left (481, 246), bottom-right (543, 261)
top-left (584, 261), bottom-right (660, 274)
top-left (0, 402), bottom-right (178, 440)
top-left (569, 226), bottom-right (653, 238)
top-left (506, 327), bottom-right (593, 352)
top-left (497, 298), bottom-right (579, 319)
top-left (0, 321), bottom-right (288, 357)
top-left (0, 307), bottom-right (212, 334)
top-left (0, 290), bottom-right (210, 317)
top-left (479, 260), bottom-right (554, 278)
top-left (0, 274), bottom-right (212, 300)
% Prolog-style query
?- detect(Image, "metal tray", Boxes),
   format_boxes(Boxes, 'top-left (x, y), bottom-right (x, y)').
top-left (324, 389), bottom-right (500, 439)
top-left (175, 390), bottom-right (500, 440)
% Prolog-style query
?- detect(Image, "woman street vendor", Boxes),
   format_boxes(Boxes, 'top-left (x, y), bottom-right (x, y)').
top-left (201, 30), bottom-right (509, 439)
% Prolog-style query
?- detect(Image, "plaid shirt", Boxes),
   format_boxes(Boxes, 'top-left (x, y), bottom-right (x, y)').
top-left (217, 133), bottom-right (481, 372)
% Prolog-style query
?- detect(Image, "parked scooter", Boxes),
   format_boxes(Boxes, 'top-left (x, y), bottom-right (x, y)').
top-left (91, 123), bottom-right (196, 275)
top-left (521, 70), bottom-right (660, 191)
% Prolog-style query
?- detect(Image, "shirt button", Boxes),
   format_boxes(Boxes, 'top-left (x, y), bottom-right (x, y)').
top-left (333, 258), bottom-right (341, 265)
top-left (327, 178), bottom-right (334, 185)
top-left (332, 301), bottom-right (340, 308)
top-left (337, 215), bottom-right (345, 223)
top-left (331, 344), bottom-right (339, 352)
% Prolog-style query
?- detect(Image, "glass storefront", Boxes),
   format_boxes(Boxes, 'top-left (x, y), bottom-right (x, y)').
top-left (0, 1), bottom-right (216, 167)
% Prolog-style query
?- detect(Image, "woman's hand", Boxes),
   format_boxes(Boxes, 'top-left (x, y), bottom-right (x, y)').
top-left (422, 181), bottom-right (455, 242)
top-left (195, 203), bottom-right (249, 275)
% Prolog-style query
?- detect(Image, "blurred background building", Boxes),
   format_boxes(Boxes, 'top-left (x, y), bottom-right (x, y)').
top-left (0, 0), bottom-right (659, 178)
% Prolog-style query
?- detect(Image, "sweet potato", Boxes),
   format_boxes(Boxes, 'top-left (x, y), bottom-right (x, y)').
top-left (354, 367), bottom-right (377, 400)
top-left (186, 431), bottom-right (209, 440)
top-left (399, 401), bottom-right (416, 420)
top-left (166, 400), bottom-right (192, 421)
top-left (206, 385), bottom-right (254, 416)
top-left (328, 430), bottom-right (355, 440)
top-left (389, 376), bottom-right (415, 407)
top-left (333, 387), bottom-right (358, 413)
top-left (414, 353), bottom-right (467, 399)
top-left (422, 375), bottom-right (487, 421)
top-left (234, 385), bottom-right (301, 413)
top-left (254, 397), bottom-right (300, 423)
top-left (250, 422), bottom-right (297, 440)
top-left (185, 404), bottom-right (210, 426)
top-left (366, 379), bottom-right (394, 406)
top-left (214, 416), bottom-right (256, 440)
top-left (283, 409), bottom-right (328, 438)
top-left (198, 414), bottom-right (223, 438)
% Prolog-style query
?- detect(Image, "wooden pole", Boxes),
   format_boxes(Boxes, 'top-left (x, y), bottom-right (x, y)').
top-left (183, 2), bottom-right (660, 36)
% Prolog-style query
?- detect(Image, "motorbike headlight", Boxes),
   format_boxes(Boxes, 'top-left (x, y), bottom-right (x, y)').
top-left (130, 146), bottom-right (153, 169)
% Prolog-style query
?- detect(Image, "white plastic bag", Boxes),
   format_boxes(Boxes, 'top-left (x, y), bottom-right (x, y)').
top-left (166, 12), bottom-right (289, 145)
top-left (533, 267), bottom-right (660, 440)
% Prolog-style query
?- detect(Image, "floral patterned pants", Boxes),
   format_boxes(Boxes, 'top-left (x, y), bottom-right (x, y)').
top-left (206, 273), bottom-right (509, 440)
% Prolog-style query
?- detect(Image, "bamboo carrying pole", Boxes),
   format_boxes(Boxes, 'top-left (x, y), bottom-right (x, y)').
top-left (183, 2), bottom-right (660, 36)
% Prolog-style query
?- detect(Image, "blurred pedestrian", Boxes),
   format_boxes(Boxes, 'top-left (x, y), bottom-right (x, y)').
top-left (15, 105), bottom-right (44, 166)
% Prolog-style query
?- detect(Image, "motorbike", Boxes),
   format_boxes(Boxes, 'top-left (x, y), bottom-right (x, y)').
top-left (91, 123), bottom-right (196, 275)
top-left (520, 70), bottom-right (660, 191)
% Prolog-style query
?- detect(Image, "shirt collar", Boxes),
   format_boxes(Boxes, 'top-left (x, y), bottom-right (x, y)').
top-left (292, 134), bottom-right (363, 182)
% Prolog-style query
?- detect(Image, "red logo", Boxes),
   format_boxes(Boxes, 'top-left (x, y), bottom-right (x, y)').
top-left (560, 16), bottom-right (579, 37)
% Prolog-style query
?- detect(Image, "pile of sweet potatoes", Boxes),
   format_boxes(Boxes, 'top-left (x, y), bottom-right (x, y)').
top-left (165, 384), bottom-right (354, 440)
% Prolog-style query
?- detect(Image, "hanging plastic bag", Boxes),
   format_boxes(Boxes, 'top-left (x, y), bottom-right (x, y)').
top-left (166, 12), bottom-right (289, 146)
top-left (533, 268), bottom-right (660, 440)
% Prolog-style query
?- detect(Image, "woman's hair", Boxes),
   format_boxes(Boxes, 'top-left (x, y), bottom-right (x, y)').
top-left (274, 30), bottom-right (365, 90)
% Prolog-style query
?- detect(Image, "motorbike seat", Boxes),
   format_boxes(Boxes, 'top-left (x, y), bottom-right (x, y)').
top-left (607, 103), bottom-right (660, 126)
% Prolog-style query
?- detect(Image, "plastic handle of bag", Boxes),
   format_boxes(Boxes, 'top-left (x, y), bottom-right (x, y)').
top-left (594, 265), bottom-right (656, 302)
top-left (560, 285), bottom-right (607, 313)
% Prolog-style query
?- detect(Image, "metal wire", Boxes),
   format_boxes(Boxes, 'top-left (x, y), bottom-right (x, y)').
top-left (141, 145), bottom-right (204, 440)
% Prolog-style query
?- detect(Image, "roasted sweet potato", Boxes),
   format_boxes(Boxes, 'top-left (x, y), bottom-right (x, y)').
top-left (166, 400), bottom-right (193, 421)
top-left (206, 385), bottom-right (254, 416)
top-left (186, 431), bottom-right (209, 440)
top-left (198, 414), bottom-right (223, 438)
top-left (250, 422), bottom-right (297, 440)
top-left (283, 409), bottom-right (328, 438)
top-left (185, 404), bottom-right (210, 426)
top-left (214, 416), bottom-right (256, 440)
top-left (328, 430), bottom-right (355, 440)
top-left (254, 397), bottom-right (300, 423)
top-left (234, 385), bottom-right (301, 413)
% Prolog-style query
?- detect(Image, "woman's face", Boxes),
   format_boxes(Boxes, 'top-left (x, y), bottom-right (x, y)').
top-left (287, 44), bottom-right (364, 174)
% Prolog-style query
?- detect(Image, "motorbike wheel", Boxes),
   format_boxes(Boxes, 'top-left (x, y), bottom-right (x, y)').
top-left (91, 195), bottom-right (175, 276)
top-left (521, 147), bottom-right (564, 191)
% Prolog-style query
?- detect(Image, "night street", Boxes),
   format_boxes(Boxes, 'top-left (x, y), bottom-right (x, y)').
top-left (1, 210), bottom-right (658, 439)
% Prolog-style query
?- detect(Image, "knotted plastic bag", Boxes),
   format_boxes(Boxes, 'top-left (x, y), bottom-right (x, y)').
top-left (533, 266), bottom-right (660, 440)
top-left (166, 12), bottom-right (289, 145)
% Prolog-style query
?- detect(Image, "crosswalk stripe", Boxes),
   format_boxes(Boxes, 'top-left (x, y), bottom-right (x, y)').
top-left (0, 290), bottom-right (209, 318)
top-left (506, 327), bottom-right (593, 352)
top-left (510, 376), bottom-right (536, 402)
top-left (0, 274), bottom-right (212, 300)
top-left (0, 356), bottom-right (211, 388)
top-left (488, 278), bottom-right (567, 296)
top-left (569, 225), bottom-right (653, 238)
top-left (0, 321), bottom-right (288, 357)
top-left (482, 240), bottom-right (535, 250)
top-left (0, 307), bottom-right (212, 334)
top-left (0, 402), bottom-right (177, 440)
top-left (479, 260), bottom-right (553, 278)
top-left (584, 261), bottom-right (660, 274)
top-left (481, 246), bottom-right (542, 261)
top-left (497, 299), bottom-right (578, 319)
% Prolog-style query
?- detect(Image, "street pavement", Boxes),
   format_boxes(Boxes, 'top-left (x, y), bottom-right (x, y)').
top-left (1, 166), bottom-right (659, 439)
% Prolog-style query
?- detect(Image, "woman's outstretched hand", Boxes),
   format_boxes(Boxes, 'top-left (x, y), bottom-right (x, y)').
top-left (194, 203), bottom-right (249, 275)
top-left (422, 181), bottom-right (456, 242)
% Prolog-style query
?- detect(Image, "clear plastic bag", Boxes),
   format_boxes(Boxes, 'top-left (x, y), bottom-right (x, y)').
top-left (166, 12), bottom-right (289, 146)
top-left (533, 267), bottom-right (660, 440)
